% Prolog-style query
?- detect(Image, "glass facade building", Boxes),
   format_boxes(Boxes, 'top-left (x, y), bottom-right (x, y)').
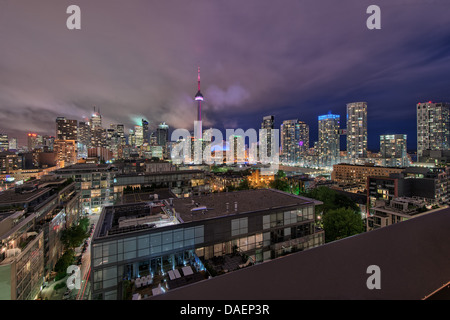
top-left (90, 189), bottom-right (324, 300)
top-left (318, 112), bottom-right (341, 166)
top-left (346, 102), bottom-right (368, 162)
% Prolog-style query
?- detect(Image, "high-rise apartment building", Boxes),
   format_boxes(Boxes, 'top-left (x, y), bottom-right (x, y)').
top-left (380, 134), bottom-right (408, 167)
top-left (346, 102), bottom-right (368, 162)
top-left (318, 112), bottom-right (340, 166)
top-left (54, 140), bottom-right (77, 167)
top-left (417, 102), bottom-right (450, 159)
top-left (280, 119), bottom-right (309, 163)
top-left (56, 117), bottom-right (77, 141)
top-left (261, 115), bottom-right (274, 158)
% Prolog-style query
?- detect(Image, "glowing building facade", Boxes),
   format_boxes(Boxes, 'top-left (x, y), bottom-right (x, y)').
top-left (280, 119), bottom-right (309, 164)
top-left (417, 102), bottom-right (450, 160)
top-left (318, 112), bottom-right (340, 166)
top-left (346, 102), bottom-right (368, 162)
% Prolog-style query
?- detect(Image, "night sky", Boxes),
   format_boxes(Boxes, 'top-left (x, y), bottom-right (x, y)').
top-left (2, 0), bottom-right (450, 151)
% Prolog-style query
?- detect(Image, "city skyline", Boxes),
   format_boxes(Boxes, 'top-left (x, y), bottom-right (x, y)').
top-left (2, 1), bottom-right (450, 150)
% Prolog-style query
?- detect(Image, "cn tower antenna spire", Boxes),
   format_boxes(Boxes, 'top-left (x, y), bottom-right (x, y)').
top-left (194, 66), bottom-right (204, 121)
top-left (198, 66), bottom-right (201, 91)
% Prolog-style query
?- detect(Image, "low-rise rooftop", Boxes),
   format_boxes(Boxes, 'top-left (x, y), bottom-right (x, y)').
top-left (0, 186), bottom-right (51, 206)
top-left (95, 189), bottom-right (320, 239)
top-left (172, 189), bottom-right (319, 223)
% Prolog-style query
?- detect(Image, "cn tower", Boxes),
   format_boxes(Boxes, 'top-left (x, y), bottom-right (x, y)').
top-left (194, 67), bottom-right (204, 121)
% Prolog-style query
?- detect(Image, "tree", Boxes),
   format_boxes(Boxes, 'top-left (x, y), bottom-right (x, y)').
top-left (322, 208), bottom-right (365, 243)
top-left (301, 186), bottom-right (359, 214)
top-left (61, 223), bottom-right (89, 250)
top-left (269, 170), bottom-right (290, 192)
top-left (236, 178), bottom-right (252, 190)
top-left (54, 249), bottom-right (75, 274)
top-left (269, 178), bottom-right (290, 192)
top-left (78, 217), bottom-right (90, 233)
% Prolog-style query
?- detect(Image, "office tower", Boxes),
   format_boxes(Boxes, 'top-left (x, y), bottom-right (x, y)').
top-left (156, 122), bottom-right (169, 146)
top-left (91, 127), bottom-right (106, 148)
top-left (0, 133), bottom-right (8, 151)
top-left (150, 132), bottom-right (157, 146)
top-left (346, 102), bottom-right (368, 162)
top-left (129, 129), bottom-right (136, 147)
top-left (318, 112), bottom-right (341, 166)
top-left (417, 101), bottom-right (450, 159)
top-left (280, 119), bottom-right (309, 163)
top-left (106, 128), bottom-right (115, 149)
top-left (8, 137), bottom-right (17, 151)
top-left (228, 135), bottom-right (246, 163)
top-left (105, 127), bottom-right (122, 160)
top-left (42, 135), bottom-right (55, 151)
top-left (134, 125), bottom-right (144, 147)
top-left (261, 115), bottom-right (274, 158)
top-left (90, 107), bottom-right (102, 128)
top-left (89, 108), bottom-right (105, 148)
top-left (78, 121), bottom-right (91, 147)
top-left (110, 124), bottom-right (125, 146)
top-left (142, 119), bottom-right (149, 144)
top-left (27, 133), bottom-right (39, 151)
top-left (56, 117), bottom-right (78, 141)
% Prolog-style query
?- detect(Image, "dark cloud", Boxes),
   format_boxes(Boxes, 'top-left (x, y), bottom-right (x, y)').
top-left (1, 0), bottom-right (450, 149)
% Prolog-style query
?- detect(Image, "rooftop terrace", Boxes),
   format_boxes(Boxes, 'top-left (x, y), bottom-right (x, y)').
top-left (96, 200), bottom-right (178, 238)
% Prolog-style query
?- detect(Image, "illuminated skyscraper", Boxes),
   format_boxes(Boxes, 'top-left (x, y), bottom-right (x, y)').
top-left (346, 102), bottom-right (368, 162)
top-left (54, 140), bottom-right (77, 167)
top-left (78, 121), bottom-right (91, 147)
top-left (90, 109), bottom-right (106, 148)
top-left (110, 124), bottom-right (125, 146)
top-left (90, 107), bottom-right (102, 128)
top-left (156, 122), bottom-right (169, 146)
top-left (134, 125), bottom-right (144, 147)
top-left (27, 133), bottom-right (39, 151)
top-left (318, 112), bottom-right (340, 166)
top-left (261, 115), bottom-right (274, 158)
top-left (56, 117), bottom-right (77, 141)
top-left (0, 133), bottom-right (8, 151)
top-left (380, 134), bottom-right (408, 167)
top-left (8, 137), bottom-right (17, 151)
top-left (280, 119), bottom-right (309, 163)
top-left (417, 101), bottom-right (450, 159)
